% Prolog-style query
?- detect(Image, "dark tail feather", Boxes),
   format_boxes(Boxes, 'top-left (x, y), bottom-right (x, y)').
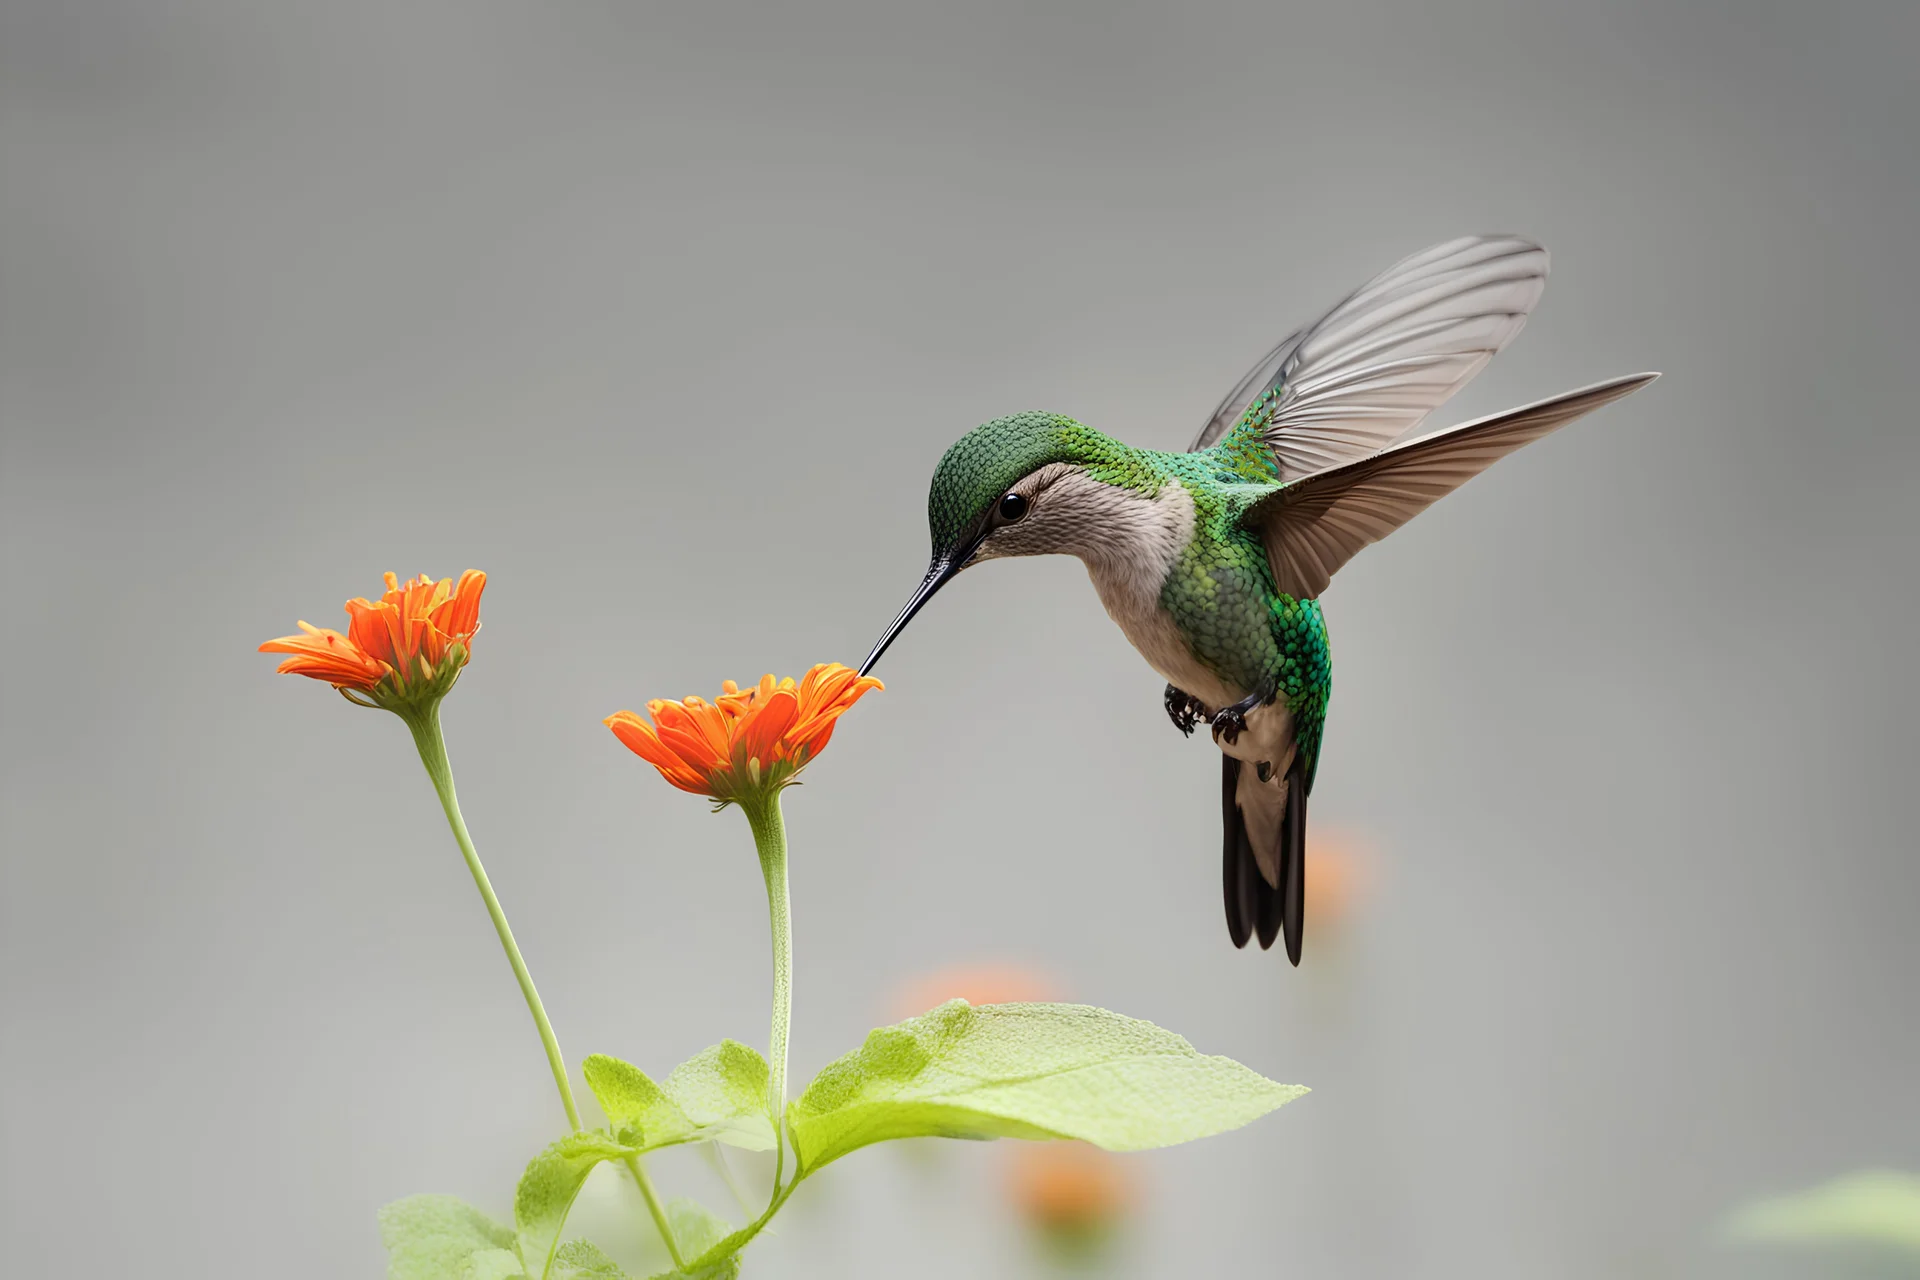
top-left (1254, 826), bottom-right (1284, 952)
top-left (1222, 756), bottom-right (1281, 950)
top-left (1243, 815), bottom-right (1273, 948)
top-left (1222, 757), bottom-right (1252, 948)
top-left (1279, 756), bottom-right (1307, 965)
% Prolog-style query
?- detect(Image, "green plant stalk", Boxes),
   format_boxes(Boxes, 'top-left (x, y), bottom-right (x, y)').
top-left (404, 706), bottom-right (685, 1266)
top-left (701, 1142), bottom-right (756, 1218)
top-left (622, 1154), bottom-right (685, 1271)
top-left (742, 791), bottom-right (794, 1197)
top-left (406, 705), bottom-right (583, 1130)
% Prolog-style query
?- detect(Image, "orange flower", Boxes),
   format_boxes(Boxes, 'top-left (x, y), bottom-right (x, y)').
top-left (1305, 828), bottom-right (1376, 929)
top-left (260, 570), bottom-right (486, 710)
top-left (894, 965), bottom-right (1058, 1021)
top-left (1010, 1141), bottom-right (1135, 1238)
top-left (606, 663), bottom-right (882, 803)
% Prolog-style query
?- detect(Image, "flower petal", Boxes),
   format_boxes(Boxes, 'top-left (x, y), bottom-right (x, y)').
top-left (265, 569), bottom-right (488, 706)
top-left (259, 625), bottom-right (388, 689)
top-left (652, 723), bottom-right (724, 774)
top-left (429, 569), bottom-right (485, 639)
top-left (742, 687), bottom-right (800, 765)
top-left (608, 663), bottom-right (882, 802)
top-left (606, 712), bottom-right (711, 792)
top-left (789, 673), bottom-right (883, 755)
top-left (665, 697), bottom-right (734, 763)
top-left (344, 597), bottom-right (408, 671)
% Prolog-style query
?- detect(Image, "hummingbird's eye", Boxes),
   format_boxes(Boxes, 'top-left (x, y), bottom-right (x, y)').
top-left (998, 491), bottom-right (1030, 522)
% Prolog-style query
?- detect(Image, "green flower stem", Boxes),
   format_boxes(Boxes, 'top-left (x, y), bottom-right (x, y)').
top-left (406, 706), bottom-right (685, 1267)
top-left (742, 791), bottom-right (794, 1196)
top-left (622, 1155), bottom-right (685, 1271)
top-left (404, 705), bottom-right (583, 1131)
top-left (701, 1142), bottom-right (756, 1218)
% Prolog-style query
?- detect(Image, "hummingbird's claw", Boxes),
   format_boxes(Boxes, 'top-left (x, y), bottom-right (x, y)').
top-left (1164, 685), bottom-right (1205, 737)
top-left (1210, 686), bottom-right (1277, 746)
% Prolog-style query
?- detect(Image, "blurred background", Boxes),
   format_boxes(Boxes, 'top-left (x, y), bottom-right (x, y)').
top-left (3, 2), bottom-right (1916, 1277)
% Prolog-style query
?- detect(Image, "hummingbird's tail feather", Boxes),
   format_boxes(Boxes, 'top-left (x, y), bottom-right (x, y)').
top-left (1280, 755), bottom-right (1306, 965)
top-left (1221, 755), bottom-right (1306, 964)
top-left (1222, 757), bottom-right (1257, 949)
top-left (1254, 838), bottom-right (1285, 952)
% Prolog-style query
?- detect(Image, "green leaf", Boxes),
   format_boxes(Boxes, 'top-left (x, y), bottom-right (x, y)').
top-left (514, 1132), bottom-right (639, 1280)
top-left (645, 1258), bottom-right (733, 1280)
top-left (666, 1199), bottom-right (733, 1260)
top-left (647, 1258), bottom-right (739, 1280)
top-left (550, 1240), bottom-right (628, 1279)
top-left (664, 1042), bottom-right (776, 1152)
top-left (788, 1000), bottom-right (1306, 1174)
top-left (632, 1199), bottom-right (746, 1280)
top-left (379, 1194), bottom-right (521, 1280)
top-left (1723, 1170), bottom-right (1920, 1253)
top-left (582, 1045), bottom-right (774, 1154)
top-left (645, 1259), bottom-right (740, 1280)
top-left (468, 1252), bottom-right (529, 1280)
top-left (583, 1055), bottom-right (697, 1150)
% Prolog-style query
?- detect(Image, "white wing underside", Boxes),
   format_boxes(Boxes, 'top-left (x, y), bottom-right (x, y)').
top-left (1190, 235), bottom-right (1551, 479)
top-left (1251, 373), bottom-right (1660, 600)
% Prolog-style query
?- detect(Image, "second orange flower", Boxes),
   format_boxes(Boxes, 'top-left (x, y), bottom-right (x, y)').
top-left (606, 663), bottom-right (882, 803)
top-left (260, 570), bottom-right (486, 712)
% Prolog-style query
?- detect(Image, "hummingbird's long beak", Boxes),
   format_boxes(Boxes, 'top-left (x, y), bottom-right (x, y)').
top-left (858, 554), bottom-right (964, 677)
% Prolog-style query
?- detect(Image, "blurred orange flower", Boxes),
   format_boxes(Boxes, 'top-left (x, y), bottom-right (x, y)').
top-left (606, 664), bottom-right (882, 803)
top-left (1305, 828), bottom-right (1375, 928)
top-left (260, 570), bottom-right (486, 710)
top-left (1010, 1141), bottom-right (1135, 1242)
top-left (894, 965), bottom-right (1058, 1021)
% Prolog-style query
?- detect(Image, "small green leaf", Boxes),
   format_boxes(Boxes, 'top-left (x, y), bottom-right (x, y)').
top-left (788, 1000), bottom-right (1306, 1174)
top-left (644, 1259), bottom-right (740, 1280)
top-left (468, 1252), bottom-right (529, 1280)
top-left (551, 1240), bottom-right (628, 1278)
top-left (648, 1259), bottom-right (740, 1280)
top-left (632, 1199), bottom-right (748, 1280)
top-left (1723, 1170), bottom-right (1920, 1253)
top-left (582, 1045), bottom-right (774, 1153)
top-left (664, 1042), bottom-right (776, 1152)
top-left (583, 1055), bottom-right (697, 1149)
top-left (514, 1132), bottom-right (639, 1280)
top-left (379, 1194), bottom-right (520, 1280)
top-left (666, 1199), bottom-right (733, 1260)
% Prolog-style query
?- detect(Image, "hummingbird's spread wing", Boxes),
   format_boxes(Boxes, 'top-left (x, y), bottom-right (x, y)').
top-left (1241, 373), bottom-right (1659, 599)
top-left (1189, 236), bottom-right (1550, 478)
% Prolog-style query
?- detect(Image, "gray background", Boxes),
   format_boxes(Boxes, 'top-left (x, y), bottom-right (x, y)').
top-left (3, 3), bottom-right (1916, 1277)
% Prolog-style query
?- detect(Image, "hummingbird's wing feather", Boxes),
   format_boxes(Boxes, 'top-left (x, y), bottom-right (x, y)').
top-left (1189, 236), bottom-right (1550, 479)
top-left (1192, 325), bottom-right (1309, 453)
top-left (1244, 373), bottom-right (1659, 599)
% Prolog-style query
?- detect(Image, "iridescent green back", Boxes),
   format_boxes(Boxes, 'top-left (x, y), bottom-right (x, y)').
top-left (926, 412), bottom-right (1331, 789)
top-left (1153, 438), bottom-right (1331, 790)
top-left (1209, 389), bottom-right (1290, 484)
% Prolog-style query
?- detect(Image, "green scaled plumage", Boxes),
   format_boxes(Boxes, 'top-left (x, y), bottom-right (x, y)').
top-left (929, 411), bottom-right (1332, 785)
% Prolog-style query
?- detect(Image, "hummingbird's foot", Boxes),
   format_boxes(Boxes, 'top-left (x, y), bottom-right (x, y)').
top-left (1164, 684), bottom-right (1206, 737)
top-left (1209, 686), bottom-right (1277, 746)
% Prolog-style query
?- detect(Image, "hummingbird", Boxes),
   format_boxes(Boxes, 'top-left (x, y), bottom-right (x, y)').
top-left (856, 235), bottom-right (1657, 965)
